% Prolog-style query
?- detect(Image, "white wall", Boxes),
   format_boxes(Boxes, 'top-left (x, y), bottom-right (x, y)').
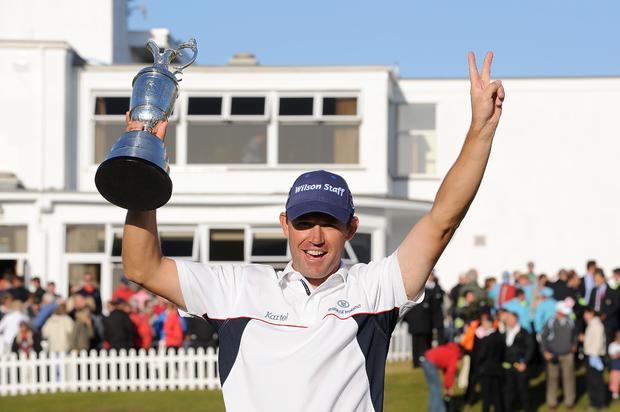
top-left (0, 0), bottom-right (120, 64)
top-left (0, 42), bottom-right (77, 191)
top-left (397, 78), bottom-right (620, 287)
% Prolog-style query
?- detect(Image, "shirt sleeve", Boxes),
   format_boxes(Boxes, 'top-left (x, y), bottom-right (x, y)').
top-left (174, 259), bottom-right (245, 320)
top-left (354, 251), bottom-right (424, 318)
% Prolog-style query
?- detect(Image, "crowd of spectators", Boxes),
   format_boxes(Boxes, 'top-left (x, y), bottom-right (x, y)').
top-left (0, 272), bottom-right (218, 357)
top-left (407, 260), bottom-right (620, 411)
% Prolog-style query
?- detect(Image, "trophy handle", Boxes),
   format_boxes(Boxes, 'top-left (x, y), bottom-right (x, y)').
top-left (146, 40), bottom-right (161, 63)
top-left (172, 38), bottom-right (198, 78)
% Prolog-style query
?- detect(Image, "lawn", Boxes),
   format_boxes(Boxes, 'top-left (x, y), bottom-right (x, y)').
top-left (0, 362), bottom-right (613, 411)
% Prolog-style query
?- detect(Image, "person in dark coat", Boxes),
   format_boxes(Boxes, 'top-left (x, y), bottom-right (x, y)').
top-left (588, 268), bottom-right (619, 347)
top-left (428, 272), bottom-right (446, 345)
top-left (404, 282), bottom-right (434, 367)
top-left (75, 272), bottom-right (103, 315)
top-left (473, 312), bottom-right (505, 412)
top-left (550, 269), bottom-right (572, 301)
top-left (103, 298), bottom-right (136, 351)
top-left (8, 275), bottom-right (30, 302)
top-left (501, 309), bottom-right (534, 412)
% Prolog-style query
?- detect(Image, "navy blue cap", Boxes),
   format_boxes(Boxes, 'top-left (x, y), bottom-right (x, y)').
top-left (286, 170), bottom-right (355, 224)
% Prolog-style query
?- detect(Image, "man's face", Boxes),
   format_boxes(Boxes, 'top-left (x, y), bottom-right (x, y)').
top-left (594, 273), bottom-right (605, 287)
top-left (83, 273), bottom-right (94, 286)
top-left (280, 212), bottom-right (358, 283)
top-left (504, 312), bottom-right (518, 328)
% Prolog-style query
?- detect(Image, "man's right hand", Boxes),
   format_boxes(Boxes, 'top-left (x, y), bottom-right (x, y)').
top-left (125, 111), bottom-right (168, 141)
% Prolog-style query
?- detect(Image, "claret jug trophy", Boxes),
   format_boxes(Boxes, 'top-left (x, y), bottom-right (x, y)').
top-left (95, 39), bottom-right (198, 210)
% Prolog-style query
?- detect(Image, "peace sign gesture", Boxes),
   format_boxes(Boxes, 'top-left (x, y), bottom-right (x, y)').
top-left (468, 51), bottom-right (505, 134)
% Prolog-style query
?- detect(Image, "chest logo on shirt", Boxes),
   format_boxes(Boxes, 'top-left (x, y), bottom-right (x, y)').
top-left (328, 300), bottom-right (362, 315)
top-left (265, 311), bottom-right (289, 322)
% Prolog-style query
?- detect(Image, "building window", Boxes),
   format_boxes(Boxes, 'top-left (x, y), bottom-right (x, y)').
top-left (187, 123), bottom-right (267, 164)
top-left (279, 97), bottom-right (314, 116)
top-left (160, 230), bottom-right (195, 257)
top-left (65, 225), bottom-right (105, 253)
top-left (396, 103), bottom-right (437, 175)
top-left (188, 97), bottom-right (222, 115)
top-left (278, 96), bottom-right (359, 164)
top-left (0, 226), bottom-right (27, 253)
top-left (93, 96), bottom-right (177, 164)
top-left (231, 97), bottom-right (265, 116)
top-left (278, 124), bottom-right (358, 164)
top-left (187, 95), bottom-right (268, 164)
top-left (322, 97), bottom-right (357, 116)
top-left (209, 229), bottom-right (244, 261)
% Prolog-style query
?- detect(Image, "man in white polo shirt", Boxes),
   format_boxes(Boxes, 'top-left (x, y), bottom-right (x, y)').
top-left (122, 51), bottom-right (505, 411)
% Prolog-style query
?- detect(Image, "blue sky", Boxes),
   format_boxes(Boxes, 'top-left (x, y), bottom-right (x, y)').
top-left (128, 0), bottom-right (620, 78)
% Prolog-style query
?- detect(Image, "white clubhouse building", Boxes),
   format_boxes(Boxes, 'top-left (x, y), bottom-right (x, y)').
top-left (0, 0), bottom-right (618, 302)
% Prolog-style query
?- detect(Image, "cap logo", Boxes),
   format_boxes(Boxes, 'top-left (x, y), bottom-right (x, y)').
top-left (294, 183), bottom-right (346, 197)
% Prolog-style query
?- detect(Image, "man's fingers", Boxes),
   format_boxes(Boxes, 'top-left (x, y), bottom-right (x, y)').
top-left (496, 83), bottom-right (505, 107)
top-left (468, 51), bottom-right (480, 88)
top-left (481, 51), bottom-right (493, 85)
top-left (154, 121), bottom-right (168, 140)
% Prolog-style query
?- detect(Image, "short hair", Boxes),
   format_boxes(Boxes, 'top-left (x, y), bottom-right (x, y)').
top-left (515, 288), bottom-right (525, 297)
top-left (587, 260), bottom-right (597, 270)
top-left (613, 268), bottom-right (620, 275)
top-left (594, 268), bottom-right (605, 277)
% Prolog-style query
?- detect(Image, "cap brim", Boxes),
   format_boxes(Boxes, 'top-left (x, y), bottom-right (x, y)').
top-left (286, 200), bottom-right (351, 224)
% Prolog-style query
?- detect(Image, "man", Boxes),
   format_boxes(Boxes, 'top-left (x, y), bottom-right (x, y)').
top-left (473, 312), bottom-right (505, 412)
top-left (501, 310), bottom-right (534, 412)
top-left (29, 277), bottom-right (46, 301)
top-left (533, 287), bottom-right (556, 336)
top-left (420, 341), bottom-right (462, 412)
top-left (588, 268), bottom-right (619, 347)
top-left (7, 275), bottom-right (29, 302)
top-left (525, 261), bottom-right (536, 283)
top-left (541, 300), bottom-right (577, 409)
top-left (504, 289), bottom-right (533, 333)
top-left (102, 298), bottom-right (136, 351)
top-left (121, 52), bottom-right (505, 411)
top-left (582, 308), bottom-right (607, 410)
top-left (581, 260), bottom-right (597, 305)
top-left (404, 280), bottom-right (434, 368)
top-left (75, 272), bottom-right (102, 315)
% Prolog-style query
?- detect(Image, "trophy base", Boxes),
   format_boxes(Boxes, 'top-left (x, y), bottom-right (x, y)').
top-left (95, 156), bottom-right (172, 210)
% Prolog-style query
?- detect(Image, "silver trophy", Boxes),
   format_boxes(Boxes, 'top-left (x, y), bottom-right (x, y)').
top-left (95, 39), bottom-right (198, 210)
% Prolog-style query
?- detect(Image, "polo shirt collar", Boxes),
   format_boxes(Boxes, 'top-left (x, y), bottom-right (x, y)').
top-left (278, 261), bottom-right (349, 286)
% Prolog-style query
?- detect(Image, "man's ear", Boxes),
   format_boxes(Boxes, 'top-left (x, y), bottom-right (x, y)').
top-left (346, 216), bottom-right (359, 240)
top-left (279, 212), bottom-right (289, 237)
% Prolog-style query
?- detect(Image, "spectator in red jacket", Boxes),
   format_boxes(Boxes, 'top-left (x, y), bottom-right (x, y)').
top-left (162, 302), bottom-right (183, 349)
top-left (420, 341), bottom-right (462, 412)
top-left (129, 300), bottom-right (152, 350)
top-left (112, 277), bottom-right (135, 303)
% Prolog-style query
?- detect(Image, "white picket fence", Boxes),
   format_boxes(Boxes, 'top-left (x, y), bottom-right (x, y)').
top-left (0, 323), bottom-right (411, 396)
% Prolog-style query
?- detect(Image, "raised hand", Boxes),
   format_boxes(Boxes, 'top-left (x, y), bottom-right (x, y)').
top-left (468, 51), bottom-right (505, 135)
top-left (125, 111), bottom-right (168, 141)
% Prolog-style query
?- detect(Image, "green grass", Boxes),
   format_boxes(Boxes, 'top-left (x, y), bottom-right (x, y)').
top-left (0, 362), bottom-right (616, 411)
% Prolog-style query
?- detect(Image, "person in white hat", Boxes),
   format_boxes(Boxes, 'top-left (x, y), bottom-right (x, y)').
top-left (541, 300), bottom-right (577, 409)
